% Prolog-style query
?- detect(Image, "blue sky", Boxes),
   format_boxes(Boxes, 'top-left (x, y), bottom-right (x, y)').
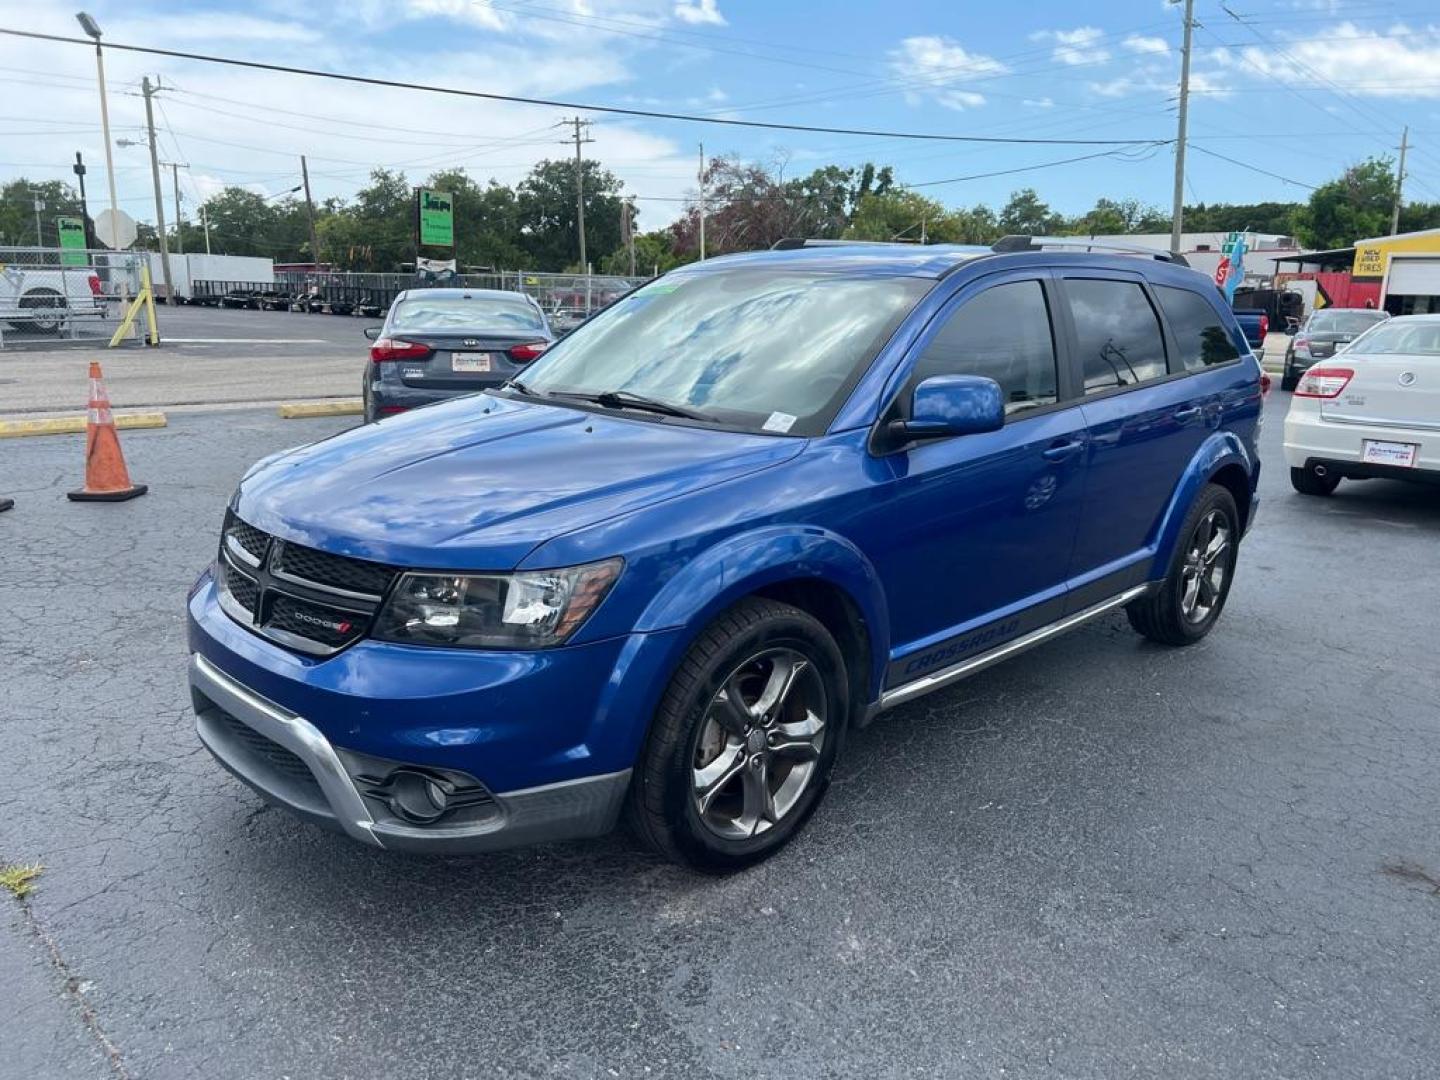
top-left (3, 0), bottom-right (1440, 236)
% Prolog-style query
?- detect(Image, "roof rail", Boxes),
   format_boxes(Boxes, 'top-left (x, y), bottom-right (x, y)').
top-left (991, 234), bottom-right (1189, 268)
top-left (770, 238), bottom-right (917, 250)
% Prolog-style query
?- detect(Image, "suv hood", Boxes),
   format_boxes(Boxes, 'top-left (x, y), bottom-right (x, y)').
top-left (235, 394), bottom-right (804, 569)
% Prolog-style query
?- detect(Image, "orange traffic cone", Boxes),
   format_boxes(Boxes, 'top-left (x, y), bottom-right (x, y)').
top-left (66, 362), bottom-right (147, 502)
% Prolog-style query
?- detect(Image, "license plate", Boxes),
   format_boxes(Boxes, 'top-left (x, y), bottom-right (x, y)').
top-left (451, 352), bottom-right (492, 372)
top-left (1362, 439), bottom-right (1418, 467)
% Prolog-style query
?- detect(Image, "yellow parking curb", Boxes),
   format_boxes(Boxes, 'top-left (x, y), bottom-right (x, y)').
top-left (278, 399), bottom-right (363, 419)
top-left (0, 411), bottom-right (168, 439)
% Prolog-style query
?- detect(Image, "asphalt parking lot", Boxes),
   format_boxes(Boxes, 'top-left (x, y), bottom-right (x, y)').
top-left (2, 398), bottom-right (1438, 1079)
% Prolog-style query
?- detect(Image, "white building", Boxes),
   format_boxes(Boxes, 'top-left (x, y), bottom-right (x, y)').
top-left (1081, 232), bottom-right (1301, 285)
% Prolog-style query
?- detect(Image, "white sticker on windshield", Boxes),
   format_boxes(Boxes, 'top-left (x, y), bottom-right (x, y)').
top-left (762, 411), bottom-right (797, 434)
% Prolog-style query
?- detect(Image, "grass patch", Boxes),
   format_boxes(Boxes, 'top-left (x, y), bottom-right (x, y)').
top-left (0, 862), bottom-right (43, 900)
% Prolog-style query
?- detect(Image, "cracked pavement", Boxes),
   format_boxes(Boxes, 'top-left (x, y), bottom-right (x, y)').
top-left (1, 399), bottom-right (1438, 1078)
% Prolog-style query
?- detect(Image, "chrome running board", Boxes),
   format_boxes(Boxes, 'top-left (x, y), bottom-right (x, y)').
top-left (878, 584), bottom-right (1151, 711)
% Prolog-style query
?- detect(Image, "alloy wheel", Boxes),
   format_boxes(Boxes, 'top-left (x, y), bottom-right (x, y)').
top-left (691, 647), bottom-right (827, 840)
top-left (1179, 508), bottom-right (1231, 624)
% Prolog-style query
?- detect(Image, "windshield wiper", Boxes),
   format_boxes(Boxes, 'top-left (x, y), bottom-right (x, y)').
top-left (548, 389), bottom-right (712, 422)
top-left (501, 379), bottom-right (541, 396)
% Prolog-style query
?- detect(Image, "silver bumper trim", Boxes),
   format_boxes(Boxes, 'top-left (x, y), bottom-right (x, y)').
top-left (190, 653), bottom-right (632, 853)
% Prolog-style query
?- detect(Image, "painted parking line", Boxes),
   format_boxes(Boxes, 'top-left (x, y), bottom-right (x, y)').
top-left (278, 399), bottom-right (363, 418)
top-left (0, 411), bottom-right (168, 438)
top-left (167, 338), bottom-right (333, 344)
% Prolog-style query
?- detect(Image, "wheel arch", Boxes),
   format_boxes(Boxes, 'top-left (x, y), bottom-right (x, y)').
top-left (1152, 431), bottom-right (1257, 574)
top-left (632, 525), bottom-right (889, 713)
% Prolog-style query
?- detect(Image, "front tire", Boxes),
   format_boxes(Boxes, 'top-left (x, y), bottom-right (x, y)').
top-left (1127, 483), bottom-right (1240, 646)
top-left (1290, 465), bottom-right (1340, 496)
top-left (627, 598), bottom-right (848, 873)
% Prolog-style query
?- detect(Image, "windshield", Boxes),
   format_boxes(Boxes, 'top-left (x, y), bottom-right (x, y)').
top-left (1347, 320), bottom-right (1440, 357)
top-left (1308, 310), bottom-right (1385, 334)
top-left (518, 270), bottom-right (931, 435)
top-left (391, 296), bottom-right (545, 332)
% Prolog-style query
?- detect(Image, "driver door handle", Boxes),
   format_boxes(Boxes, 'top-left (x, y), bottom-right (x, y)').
top-left (1041, 437), bottom-right (1086, 462)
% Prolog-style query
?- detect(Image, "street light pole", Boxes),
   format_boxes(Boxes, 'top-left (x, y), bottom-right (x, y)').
top-left (77, 11), bottom-right (126, 303)
top-left (1169, 0), bottom-right (1195, 255)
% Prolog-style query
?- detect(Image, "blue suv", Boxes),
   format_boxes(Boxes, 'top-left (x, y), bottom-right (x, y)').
top-left (188, 238), bottom-right (1261, 872)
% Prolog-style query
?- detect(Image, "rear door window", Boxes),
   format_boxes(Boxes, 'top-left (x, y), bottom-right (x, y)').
top-left (1156, 286), bottom-right (1241, 371)
top-left (910, 279), bottom-right (1059, 415)
top-left (1063, 279), bottom-right (1169, 394)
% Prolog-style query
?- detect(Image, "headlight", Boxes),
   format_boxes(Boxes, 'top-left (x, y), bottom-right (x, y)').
top-left (373, 557), bottom-right (622, 649)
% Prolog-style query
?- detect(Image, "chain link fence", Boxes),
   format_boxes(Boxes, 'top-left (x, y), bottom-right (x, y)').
top-left (0, 246), bottom-right (146, 348)
top-left (188, 269), bottom-right (650, 330)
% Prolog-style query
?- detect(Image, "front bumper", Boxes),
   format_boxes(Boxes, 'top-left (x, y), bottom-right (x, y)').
top-left (191, 652), bottom-right (631, 853)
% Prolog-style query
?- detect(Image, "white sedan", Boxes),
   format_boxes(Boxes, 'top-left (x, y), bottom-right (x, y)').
top-left (1283, 314), bottom-right (1440, 496)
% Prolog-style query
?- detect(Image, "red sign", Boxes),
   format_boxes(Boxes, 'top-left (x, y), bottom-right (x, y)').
top-left (1213, 255), bottom-right (1231, 289)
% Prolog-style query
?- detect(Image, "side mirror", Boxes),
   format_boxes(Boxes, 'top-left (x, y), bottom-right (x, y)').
top-left (363, 326), bottom-right (382, 340)
top-left (888, 375), bottom-right (1004, 445)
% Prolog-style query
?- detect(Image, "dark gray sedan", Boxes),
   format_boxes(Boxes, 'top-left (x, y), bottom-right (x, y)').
top-left (1280, 307), bottom-right (1389, 390)
top-left (362, 289), bottom-right (554, 422)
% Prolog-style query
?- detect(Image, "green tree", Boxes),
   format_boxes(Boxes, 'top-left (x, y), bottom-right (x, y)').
top-left (1066, 197), bottom-right (1170, 235)
top-left (997, 188), bottom-right (1063, 236)
top-left (423, 168), bottom-right (526, 270)
top-left (1291, 158), bottom-right (1398, 249)
top-left (516, 158), bottom-right (624, 271)
top-left (845, 190), bottom-right (954, 242)
top-left (0, 178), bottom-right (84, 246)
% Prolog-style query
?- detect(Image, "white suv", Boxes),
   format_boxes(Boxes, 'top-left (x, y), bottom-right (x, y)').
top-left (1283, 314), bottom-right (1440, 495)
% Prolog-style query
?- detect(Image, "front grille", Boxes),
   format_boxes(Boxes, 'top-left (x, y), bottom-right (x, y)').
top-left (222, 562), bottom-right (259, 615)
top-left (274, 542), bottom-right (393, 597)
top-left (217, 514), bottom-right (397, 656)
top-left (226, 514), bottom-right (269, 562)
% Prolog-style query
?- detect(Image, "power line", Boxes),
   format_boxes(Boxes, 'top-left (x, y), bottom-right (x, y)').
top-left (1188, 145), bottom-right (1318, 191)
top-left (0, 28), bottom-right (1169, 148)
top-left (906, 147), bottom-right (1163, 189)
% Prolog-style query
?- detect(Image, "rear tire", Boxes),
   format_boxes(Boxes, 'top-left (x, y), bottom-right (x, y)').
top-left (1280, 372), bottom-right (1299, 392)
top-left (1127, 483), bottom-right (1240, 647)
top-left (1290, 465), bottom-right (1340, 496)
top-left (627, 598), bottom-right (848, 873)
top-left (11, 288), bottom-right (65, 334)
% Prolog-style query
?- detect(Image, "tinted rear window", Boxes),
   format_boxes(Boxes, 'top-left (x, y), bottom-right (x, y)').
top-left (392, 296), bottom-right (544, 332)
top-left (1309, 310), bottom-right (1387, 334)
top-left (1156, 286), bottom-right (1241, 371)
top-left (1064, 279), bottom-right (1169, 393)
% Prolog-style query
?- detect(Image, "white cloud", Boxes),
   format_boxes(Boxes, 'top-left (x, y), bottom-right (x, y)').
top-left (1023, 97), bottom-right (1055, 108)
top-left (1207, 22), bottom-right (1440, 98)
top-left (1031, 26), bottom-right (1110, 66)
top-left (403, 0), bottom-right (510, 31)
top-left (889, 35), bottom-right (1007, 111)
top-left (673, 0), bottom-right (725, 25)
top-left (0, 0), bottom-right (708, 230)
top-left (1123, 34), bottom-right (1169, 55)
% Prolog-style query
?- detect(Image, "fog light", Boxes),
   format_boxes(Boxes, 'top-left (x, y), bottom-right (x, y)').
top-left (387, 769), bottom-right (450, 824)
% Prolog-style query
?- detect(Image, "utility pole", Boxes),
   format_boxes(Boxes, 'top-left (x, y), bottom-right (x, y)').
top-left (73, 152), bottom-right (95, 249)
top-left (623, 198), bottom-right (636, 276)
top-left (300, 155), bottom-right (321, 268)
top-left (141, 76), bottom-right (174, 302)
top-left (1169, 0), bottom-right (1195, 255)
top-left (1390, 126), bottom-right (1409, 236)
top-left (560, 117), bottom-right (593, 275)
top-left (200, 203), bottom-right (212, 254)
top-left (697, 142), bottom-right (706, 261)
top-left (31, 193), bottom-right (43, 248)
top-left (161, 161), bottom-right (189, 256)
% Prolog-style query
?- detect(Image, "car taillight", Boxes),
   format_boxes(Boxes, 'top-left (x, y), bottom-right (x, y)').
top-left (1294, 336), bottom-right (1310, 351)
top-left (507, 341), bottom-right (550, 362)
top-left (1294, 366), bottom-right (1353, 398)
top-left (1259, 370), bottom-right (1272, 396)
top-left (87, 274), bottom-right (102, 297)
top-left (370, 338), bottom-right (432, 362)
top-left (1258, 314), bottom-right (1268, 341)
